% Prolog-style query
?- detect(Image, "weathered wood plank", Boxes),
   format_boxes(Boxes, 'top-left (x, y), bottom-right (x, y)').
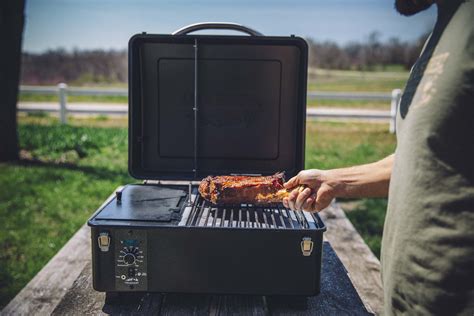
top-left (50, 262), bottom-right (106, 316)
top-left (52, 262), bottom-right (163, 315)
top-left (319, 201), bottom-right (384, 315)
top-left (1, 224), bottom-right (90, 316)
top-left (208, 295), bottom-right (267, 316)
top-left (158, 294), bottom-right (211, 316)
top-left (159, 294), bottom-right (268, 316)
top-left (51, 267), bottom-right (267, 316)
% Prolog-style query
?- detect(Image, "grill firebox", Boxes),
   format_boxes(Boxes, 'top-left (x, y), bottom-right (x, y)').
top-left (89, 184), bottom-right (326, 295)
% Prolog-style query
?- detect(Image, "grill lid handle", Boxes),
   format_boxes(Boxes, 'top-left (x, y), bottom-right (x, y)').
top-left (172, 22), bottom-right (264, 36)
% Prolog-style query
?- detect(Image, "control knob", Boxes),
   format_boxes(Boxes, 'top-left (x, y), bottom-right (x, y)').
top-left (123, 253), bottom-right (136, 265)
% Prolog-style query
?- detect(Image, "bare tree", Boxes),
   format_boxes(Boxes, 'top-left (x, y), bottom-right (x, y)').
top-left (0, 0), bottom-right (25, 162)
top-left (307, 31), bottom-right (429, 71)
top-left (21, 49), bottom-right (127, 85)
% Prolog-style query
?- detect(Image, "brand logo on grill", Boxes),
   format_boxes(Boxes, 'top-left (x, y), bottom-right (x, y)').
top-left (301, 237), bottom-right (314, 256)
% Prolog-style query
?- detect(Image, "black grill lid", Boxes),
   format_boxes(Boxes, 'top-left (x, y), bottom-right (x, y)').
top-left (129, 23), bottom-right (307, 181)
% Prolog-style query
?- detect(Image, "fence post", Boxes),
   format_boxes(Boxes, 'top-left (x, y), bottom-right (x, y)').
top-left (390, 89), bottom-right (402, 134)
top-left (58, 83), bottom-right (68, 124)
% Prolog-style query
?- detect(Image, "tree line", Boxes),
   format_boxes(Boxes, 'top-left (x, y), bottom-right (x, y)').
top-left (20, 31), bottom-right (428, 85)
top-left (308, 31), bottom-right (429, 71)
top-left (21, 49), bottom-right (127, 85)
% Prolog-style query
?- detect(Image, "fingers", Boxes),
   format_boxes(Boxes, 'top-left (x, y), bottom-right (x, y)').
top-left (284, 175), bottom-right (299, 189)
top-left (287, 188), bottom-right (299, 210)
top-left (285, 169), bottom-right (323, 190)
top-left (295, 187), bottom-right (312, 210)
top-left (284, 183), bottom-right (334, 213)
top-left (286, 186), bottom-right (311, 211)
top-left (314, 183), bottom-right (334, 211)
top-left (282, 197), bottom-right (289, 208)
top-left (302, 192), bottom-right (316, 211)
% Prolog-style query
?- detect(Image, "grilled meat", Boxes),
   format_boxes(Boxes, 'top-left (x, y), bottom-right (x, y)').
top-left (199, 173), bottom-right (299, 205)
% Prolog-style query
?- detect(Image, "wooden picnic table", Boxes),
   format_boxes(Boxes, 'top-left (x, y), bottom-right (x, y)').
top-left (2, 201), bottom-right (383, 315)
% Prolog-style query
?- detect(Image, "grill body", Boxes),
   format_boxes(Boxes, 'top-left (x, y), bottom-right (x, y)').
top-left (89, 184), bottom-right (325, 295)
top-left (89, 24), bottom-right (323, 296)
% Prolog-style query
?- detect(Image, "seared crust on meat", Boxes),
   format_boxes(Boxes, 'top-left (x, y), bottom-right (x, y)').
top-left (198, 173), bottom-right (293, 205)
top-left (198, 176), bottom-right (213, 201)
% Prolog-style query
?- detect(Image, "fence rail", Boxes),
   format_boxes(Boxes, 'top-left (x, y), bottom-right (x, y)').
top-left (18, 84), bottom-right (402, 133)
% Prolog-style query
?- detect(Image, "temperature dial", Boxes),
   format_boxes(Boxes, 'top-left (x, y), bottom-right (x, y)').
top-left (119, 246), bottom-right (142, 266)
top-left (123, 253), bottom-right (136, 265)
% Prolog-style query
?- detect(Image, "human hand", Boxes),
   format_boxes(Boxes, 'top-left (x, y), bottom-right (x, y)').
top-left (282, 169), bottom-right (343, 212)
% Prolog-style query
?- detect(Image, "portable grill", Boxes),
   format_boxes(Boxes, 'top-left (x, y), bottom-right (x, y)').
top-left (88, 22), bottom-right (326, 296)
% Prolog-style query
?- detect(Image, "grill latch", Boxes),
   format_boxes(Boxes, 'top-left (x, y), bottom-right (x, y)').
top-left (301, 237), bottom-right (313, 256)
top-left (98, 232), bottom-right (111, 252)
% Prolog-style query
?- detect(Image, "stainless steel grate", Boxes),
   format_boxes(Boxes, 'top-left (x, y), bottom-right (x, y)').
top-left (181, 196), bottom-right (322, 230)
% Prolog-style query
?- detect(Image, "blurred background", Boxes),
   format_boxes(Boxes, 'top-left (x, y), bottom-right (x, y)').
top-left (1, 0), bottom-right (436, 308)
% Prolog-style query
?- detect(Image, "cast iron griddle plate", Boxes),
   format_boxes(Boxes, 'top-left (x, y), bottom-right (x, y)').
top-left (95, 184), bottom-right (187, 222)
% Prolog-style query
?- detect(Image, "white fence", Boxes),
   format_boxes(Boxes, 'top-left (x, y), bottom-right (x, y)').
top-left (19, 84), bottom-right (402, 133)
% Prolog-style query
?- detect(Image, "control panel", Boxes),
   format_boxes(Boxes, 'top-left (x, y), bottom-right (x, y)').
top-left (114, 229), bottom-right (147, 291)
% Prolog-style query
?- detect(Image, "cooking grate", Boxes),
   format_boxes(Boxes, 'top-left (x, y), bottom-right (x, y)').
top-left (180, 195), bottom-right (322, 230)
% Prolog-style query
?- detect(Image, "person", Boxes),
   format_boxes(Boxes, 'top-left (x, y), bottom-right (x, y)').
top-left (283, 0), bottom-right (474, 314)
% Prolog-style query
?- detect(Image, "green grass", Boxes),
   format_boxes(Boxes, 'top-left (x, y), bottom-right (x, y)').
top-left (346, 199), bottom-right (388, 258)
top-left (368, 64), bottom-right (408, 72)
top-left (308, 68), bottom-right (408, 92)
top-left (308, 77), bottom-right (407, 92)
top-left (0, 118), bottom-right (133, 308)
top-left (19, 93), bottom-right (128, 103)
top-left (305, 121), bottom-right (396, 169)
top-left (0, 117), bottom-right (396, 308)
top-left (307, 98), bottom-right (391, 110)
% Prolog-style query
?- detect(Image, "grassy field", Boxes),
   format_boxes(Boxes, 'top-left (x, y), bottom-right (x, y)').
top-left (307, 99), bottom-right (391, 110)
top-left (0, 116), bottom-right (396, 308)
top-left (307, 68), bottom-right (408, 109)
top-left (308, 69), bottom-right (408, 92)
top-left (19, 93), bottom-right (127, 104)
top-left (19, 68), bottom-right (409, 110)
top-left (0, 117), bottom-right (132, 308)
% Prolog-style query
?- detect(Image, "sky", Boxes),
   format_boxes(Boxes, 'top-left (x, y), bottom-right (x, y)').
top-left (23, 0), bottom-right (437, 53)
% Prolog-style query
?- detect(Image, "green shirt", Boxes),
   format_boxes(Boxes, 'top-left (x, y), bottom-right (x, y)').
top-left (381, 1), bottom-right (474, 315)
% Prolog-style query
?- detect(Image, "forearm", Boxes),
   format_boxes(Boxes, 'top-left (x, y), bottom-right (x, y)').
top-left (326, 154), bottom-right (394, 198)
